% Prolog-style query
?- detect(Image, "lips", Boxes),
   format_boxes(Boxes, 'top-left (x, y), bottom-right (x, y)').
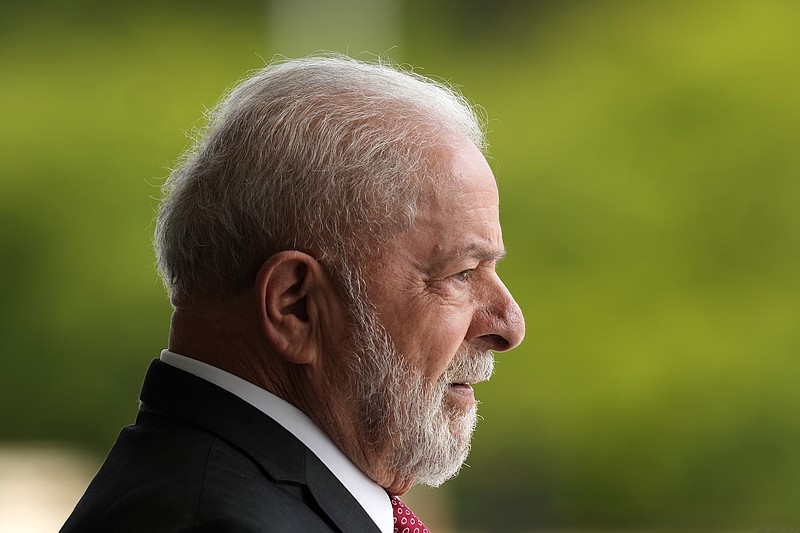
top-left (447, 381), bottom-right (476, 401)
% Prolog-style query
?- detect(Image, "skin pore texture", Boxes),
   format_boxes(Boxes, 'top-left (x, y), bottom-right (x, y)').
top-left (167, 136), bottom-right (525, 497)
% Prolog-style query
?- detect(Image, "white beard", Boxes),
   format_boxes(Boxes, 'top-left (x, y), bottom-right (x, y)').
top-left (346, 292), bottom-right (495, 487)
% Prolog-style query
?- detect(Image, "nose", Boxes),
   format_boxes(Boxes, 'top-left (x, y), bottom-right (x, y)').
top-left (467, 274), bottom-right (525, 352)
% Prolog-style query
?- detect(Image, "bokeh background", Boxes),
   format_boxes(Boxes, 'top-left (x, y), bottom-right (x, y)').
top-left (1, 0), bottom-right (799, 531)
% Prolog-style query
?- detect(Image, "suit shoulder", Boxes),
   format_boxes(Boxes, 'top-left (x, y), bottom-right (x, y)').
top-left (63, 411), bottom-right (336, 532)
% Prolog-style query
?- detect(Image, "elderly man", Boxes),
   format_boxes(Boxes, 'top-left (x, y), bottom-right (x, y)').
top-left (63, 55), bottom-right (524, 532)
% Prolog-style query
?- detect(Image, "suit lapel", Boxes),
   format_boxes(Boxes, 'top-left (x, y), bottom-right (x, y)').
top-left (304, 449), bottom-right (383, 532)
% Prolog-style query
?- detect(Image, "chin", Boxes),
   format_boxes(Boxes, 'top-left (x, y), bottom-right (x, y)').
top-left (413, 401), bottom-right (479, 488)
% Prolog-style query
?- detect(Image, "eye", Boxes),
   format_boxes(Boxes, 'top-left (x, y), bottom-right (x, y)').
top-left (452, 269), bottom-right (472, 282)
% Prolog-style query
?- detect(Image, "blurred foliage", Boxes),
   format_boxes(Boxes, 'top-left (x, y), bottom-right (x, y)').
top-left (1, 0), bottom-right (799, 530)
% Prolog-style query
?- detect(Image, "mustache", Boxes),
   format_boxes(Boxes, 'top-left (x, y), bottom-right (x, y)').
top-left (442, 348), bottom-right (495, 385)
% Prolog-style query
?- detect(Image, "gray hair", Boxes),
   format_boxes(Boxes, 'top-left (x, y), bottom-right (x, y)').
top-left (155, 54), bottom-right (486, 302)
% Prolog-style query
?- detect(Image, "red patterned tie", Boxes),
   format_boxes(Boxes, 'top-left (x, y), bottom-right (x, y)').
top-left (390, 496), bottom-right (429, 533)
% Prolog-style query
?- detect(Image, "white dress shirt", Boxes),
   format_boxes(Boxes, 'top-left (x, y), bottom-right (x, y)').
top-left (160, 350), bottom-right (393, 533)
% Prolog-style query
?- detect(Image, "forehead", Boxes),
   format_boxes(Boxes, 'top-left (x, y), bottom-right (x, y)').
top-left (420, 140), bottom-right (499, 221)
top-left (444, 141), bottom-right (498, 202)
top-left (404, 140), bottom-right (504, 262)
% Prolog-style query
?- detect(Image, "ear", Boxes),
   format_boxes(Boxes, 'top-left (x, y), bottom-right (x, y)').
top-left (255, 251), bottom-right (329, 365)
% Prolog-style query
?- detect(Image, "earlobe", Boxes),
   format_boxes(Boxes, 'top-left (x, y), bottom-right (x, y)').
top-left (255, 251), bottom-right (321, 365)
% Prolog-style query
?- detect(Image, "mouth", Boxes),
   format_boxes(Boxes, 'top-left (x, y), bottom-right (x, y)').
top-left (447, 381), bottom-right (477, 401)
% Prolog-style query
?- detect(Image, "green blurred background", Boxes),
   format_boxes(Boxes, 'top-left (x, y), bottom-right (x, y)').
top-left (2, 0), bottom-right (799, 530)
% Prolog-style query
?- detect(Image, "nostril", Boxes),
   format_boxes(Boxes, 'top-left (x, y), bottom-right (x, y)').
top-left (481, 334), bottom-right (509, 351)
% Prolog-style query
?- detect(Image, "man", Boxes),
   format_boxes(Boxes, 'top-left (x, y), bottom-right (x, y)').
top-left (63, 55), bottom-right (524, 532)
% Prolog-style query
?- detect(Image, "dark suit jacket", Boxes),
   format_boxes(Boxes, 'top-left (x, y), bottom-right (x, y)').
top-left (62, 360), bottom-right (381, 532)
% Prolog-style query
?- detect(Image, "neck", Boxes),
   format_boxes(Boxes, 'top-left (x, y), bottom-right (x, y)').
top-left (167, 289), bottom-right (291, 400)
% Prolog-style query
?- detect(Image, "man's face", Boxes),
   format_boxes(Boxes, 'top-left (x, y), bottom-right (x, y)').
top-left (346, 139), bottom-right (525, 487)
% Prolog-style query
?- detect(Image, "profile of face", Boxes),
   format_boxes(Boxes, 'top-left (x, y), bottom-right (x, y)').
top-left (340, 139), bottom-right (526, 489)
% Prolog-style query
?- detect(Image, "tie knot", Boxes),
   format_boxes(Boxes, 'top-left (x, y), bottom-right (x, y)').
top-left (390, 496), bottom-right (430, 533)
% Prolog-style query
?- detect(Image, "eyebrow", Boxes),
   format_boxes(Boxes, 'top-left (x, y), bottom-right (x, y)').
top-left (455, 242), bottom-right (507, 263)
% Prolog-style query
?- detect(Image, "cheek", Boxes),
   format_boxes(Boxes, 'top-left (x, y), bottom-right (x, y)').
top-left (398, 307), bottom-right (473, 381)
